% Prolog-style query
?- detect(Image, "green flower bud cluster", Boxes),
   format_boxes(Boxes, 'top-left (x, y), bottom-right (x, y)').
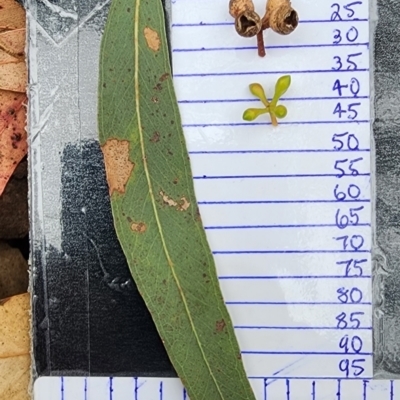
top-left (243, 75), bottom-right (291, 127)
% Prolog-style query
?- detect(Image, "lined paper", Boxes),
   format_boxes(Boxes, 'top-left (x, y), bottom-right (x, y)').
top-left (171, 0), bottom-right (372, 387)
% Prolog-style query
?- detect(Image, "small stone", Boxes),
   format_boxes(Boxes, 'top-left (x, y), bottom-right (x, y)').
top-left (0, 241), bottom-right (28, 300)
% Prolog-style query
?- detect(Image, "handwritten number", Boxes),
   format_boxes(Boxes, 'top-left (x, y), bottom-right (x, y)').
top-left (333, 27), bottom-right (359, 44)
top-left (332, 132), bottom-right (359, 151)
top-left (333, 56), bottom-right (343, 70)
top-left (332, 53), bottom-right (362, 71)
top-left (339, 359), bottom-right (365, 377)
top-left (337, 287), bottom-right (363, 303)
top-left (343, 1), bottom-right (363, 18)
top-left (337, 259), bottom-right (366, 277)
top-left (332, 78), bottom-right (360, 97)
top-left (331, 2), bottom-right (363, 21)
top-left (334, 235), bottom-right (364, 251)
top-left (346, 52), bottom-right (362, 70)
top-left (333, 29), bottom-right (342, 44)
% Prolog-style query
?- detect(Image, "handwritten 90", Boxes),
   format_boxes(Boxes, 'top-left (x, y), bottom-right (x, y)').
top-left (330, 1), bottom-right (368, 379)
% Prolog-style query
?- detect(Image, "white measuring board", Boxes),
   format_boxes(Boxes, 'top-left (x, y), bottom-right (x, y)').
top-left (34, 0), bottom-right (384, 398)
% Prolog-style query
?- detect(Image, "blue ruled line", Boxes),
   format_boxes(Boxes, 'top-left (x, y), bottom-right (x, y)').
top-left (60, 377), bottom-right (64, 400)
top-left (173, 42), bottom-right (369, 52)
top-left (219, 275), bottom-right (371, 280)
top-left (172, 19), bottom-right (368, 27)
top-left (184, 120), bottom-right (370, 128)
top-left (312, 381), bottom-right (316, 400)
top-left (264, 379), bottom-right (268, 400)
top-left (189, 148), bottom-right (370, 154)
top-left (249, 376), bottom-right (371, 380)
top-left (363, 380), bottom-right (368, 400)
top-left (287, 379), bottom-right (291, 400)
top-left (134, 377), bottom-right (138, 400)
top-left (242, 351), bottom-right (372, 356)
top-left (226, 301), bottom-right (372, 305)
top-left (199, 199), bottom-right (370, 205)
top-left (159, 381), bottom-right (163, 400)
top-left (174, 69), bottom-right (369, 78)
top-left (195, 173), bottom-right (370, 180)
top-left (84, 378), bottom-right (87, 400)
top-left (235, 326), bottom-right (372, 330)
top-left (391, 380), bottom-right (394, 400)
top-left (206, 223), bottom-right (371, 230)
top-left (214, 250), bottom-right (371, 255)
top-left (181, 96), bottom-right (369, 104)
top-left (337, 379), bottom-right (342, 400)
top-left (109, 377), bottom-right (113, 400)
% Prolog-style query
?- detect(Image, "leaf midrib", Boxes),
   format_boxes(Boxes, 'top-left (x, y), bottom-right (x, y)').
top-left (133, 1), bottom-right (224, 398)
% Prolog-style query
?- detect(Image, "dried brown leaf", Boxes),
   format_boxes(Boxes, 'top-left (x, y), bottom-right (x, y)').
top-left (0, 105), bottom-right (27, 196)
top-left (0, 90), bottom-right (25, 133)
top-left (0, 28), bottom-right (25, 56)
top-left (0, 293), bottom-right (30, 400)
top-left (0, 0), bottom-right (25, 31)
top-left (0, 61), bottom-right (26, 92)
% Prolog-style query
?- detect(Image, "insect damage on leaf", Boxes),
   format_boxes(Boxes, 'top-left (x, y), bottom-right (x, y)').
top-left (215, 319), bottom-right (226, 333)
top-left (101, 139), bottom-right (135, 195)
top-left (144, 27), bottom-right (160, 52)
top-left (160, 191), bottom-right (191, 212)
top-left (160, 190), bottom-right (178, 207)
top-left (130, 221), bottom-right (147, 233)
top-left (178, 197), bottom-right (190, 212)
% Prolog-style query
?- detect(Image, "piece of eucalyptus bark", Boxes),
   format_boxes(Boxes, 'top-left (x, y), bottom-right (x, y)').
top-left (98, 1), bottom-right (256, 399)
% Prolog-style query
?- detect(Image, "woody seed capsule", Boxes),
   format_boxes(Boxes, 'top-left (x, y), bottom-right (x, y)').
top-left (229, 0), bottom-right (262, 38)
top-left (262, 0), bottom-right (299, 34)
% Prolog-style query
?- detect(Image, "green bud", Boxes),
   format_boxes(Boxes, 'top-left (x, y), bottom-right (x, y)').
top-left (243, 108), bottom-right (268, 121)
top-left (249, 83), bottom-right (269, 107)
top-left (271, 75), bottom-right (291, 106)
top-left (275, 104), bottom-right (288, 119)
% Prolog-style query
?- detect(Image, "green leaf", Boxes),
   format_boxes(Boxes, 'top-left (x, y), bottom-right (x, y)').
top-left (98, 1), bottom-right (256, 400)
top-left (271, 75), bottom-right (291, 106)
top-left (243, 107), bottom-right (269, 121)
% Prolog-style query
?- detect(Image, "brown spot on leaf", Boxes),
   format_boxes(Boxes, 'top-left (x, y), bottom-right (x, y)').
top-left (101, 139), bottom-right (134, 196)
top-left (178, 197), bottom-right (190, 211)
top-left (216, 319), bottom-right (226, 333)
top-left (10, 132), bottom-right (22, 149)
top-left (159, 73), bottom-right (169, 82)
top-left (151, 96), bottom-right (159, 103)
top-left (150, 132), bottom-right (160, 143)
top-left (160, 191), bottom-right (178, 207)
top-left (173, 178), bottom-right (178, 185)
top-left (144, 27), bottom-right (160, 52)
top-left (195, 207), bottom-right (202, 222)
top-left (153, 83), bottom-right (162, 91)
top-left (131, 222), bottom-right (147, 233)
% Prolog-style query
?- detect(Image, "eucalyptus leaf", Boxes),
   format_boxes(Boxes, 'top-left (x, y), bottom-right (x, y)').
top-left (98, 1), bottom-right (256, 399)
